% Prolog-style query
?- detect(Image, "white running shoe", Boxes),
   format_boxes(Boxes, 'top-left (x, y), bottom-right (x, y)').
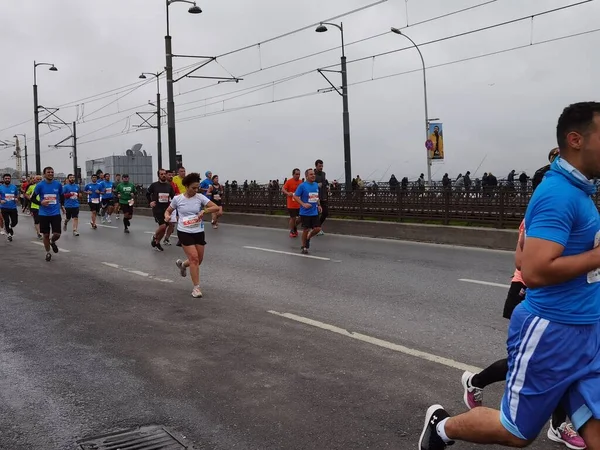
top-left (191, 287), bottom-right (203, 298)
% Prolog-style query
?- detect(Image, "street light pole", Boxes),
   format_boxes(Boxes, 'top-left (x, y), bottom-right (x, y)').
top-left (140, 72), bottom-right (164, 169)
top-left (316, 22), bottom-right (352, 191)
top-left (164, 0), bottom-right (202, 172)
top-left (390, 28), bottom-right (431, 185)
top-left (33, 61), bottom-right (58, 175)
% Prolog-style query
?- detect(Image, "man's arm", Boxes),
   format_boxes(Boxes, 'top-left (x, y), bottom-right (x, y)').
top-left (146, 183), bottom-right (153, 203)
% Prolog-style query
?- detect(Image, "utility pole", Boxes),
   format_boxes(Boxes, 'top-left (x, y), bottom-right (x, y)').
top-left (49, 122), bottom-right (78, 183)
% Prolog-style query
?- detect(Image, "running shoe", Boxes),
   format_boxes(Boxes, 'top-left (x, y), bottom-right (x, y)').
top-left (155, 242), bottom-right (164, 252)
top-left (151, 236), bottom-right (157, 248)
top-left (50, 239), bottom-right (59, 254)
top-left (461, 371), bottom-right (483, 409)
top-left (418, 405), bottom-right (454, 450)
top-left (37, 233), bottom-right (43, 240)
top-left (163, 238), bottom-right (171, 246)
top-left (547, 422), bottom-right (586, 450)
top-left (7, 235), bottom-right (12, 242)
top-left (192, 287), bottom-right (203, 298)
top-left (116, 215), bottom-right (120, 220)
top-left (176, 259), bottom-right (187, 277)
top-left (73, 231), bottom-right (79, 236)
top-left (317, 230), bottom-right (325, 236)
top-left (289, 231), bottom-right (296, 238)
top-left (124, 228), bottom-right (130, 234)
top-left (0, 229), bottom-right (5, 235)
top-left (301, 247), bottom-right (308, 255)
top-left (45, 252), bottom-right (52, 262)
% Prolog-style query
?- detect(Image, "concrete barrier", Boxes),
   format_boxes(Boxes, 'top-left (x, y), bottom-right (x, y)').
top-left (89, 207), bottom-right (518, 250)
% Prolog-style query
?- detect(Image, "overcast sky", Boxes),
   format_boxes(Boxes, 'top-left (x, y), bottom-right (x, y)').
top-left (1, 0), bottom-right (598, 183)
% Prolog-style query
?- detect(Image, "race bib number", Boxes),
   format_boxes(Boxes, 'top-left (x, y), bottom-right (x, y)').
top-left (308, 192), bottom-right (319, 203)
top-left (182, 215), bottom-right (201, 229)
top-left (213, 194), bottom-right (221, 200)
top-left (91, 198), bottom-right (100, 204)
top-left (5, 194), bottom-right (14, 202)
top-left (105, 188), bottom-right (112, 194)
top-left (588, 230), bottom-right (600, 283)
top-left (44, 194), bottom-right (57, 205)
top-left (71, 192), bottom-right (79, 199)
top-left (158, 193), bottom-right (170, 203)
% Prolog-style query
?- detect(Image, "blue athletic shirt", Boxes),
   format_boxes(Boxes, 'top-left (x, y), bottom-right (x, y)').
top-left (33, 180), bottom-right (63, 216)
top-left (294, 181), bottom-right (319, 216)
top-left (100, 180), bottom-right (114, 199)
top-left (0, 184), bottom-right (18, 210)
top-left (85, 182), bottom-right (102, 203)
top-left (63, 183), bottom-right (80, 208)
top-left (200, 178), bottom-right (213, 199)
top-left (523, 157), bottom-right (600, 325)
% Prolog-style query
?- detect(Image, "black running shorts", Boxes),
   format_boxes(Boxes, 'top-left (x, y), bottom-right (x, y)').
top-left (177, 230), bottom-right (206, 247)
top-left (39, 215), bottom-right (62, 235)
top-left (300, 215), bottom-right (320, 229)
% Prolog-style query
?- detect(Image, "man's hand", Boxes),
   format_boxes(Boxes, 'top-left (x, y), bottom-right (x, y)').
top-left (303, 203), bottom-right (311, 209)
top-left (150, 201), bottom-right (156, 208)
top-left (318, 205), bottom-right (323, 214)
top-left (0, 200), bottom-right (5, 204)
top-left (41, 199), bottom-right (51, 206)
top-left (197, 210), bottom-right (205, 219)
top-left (164, 213), bottom-right (171, 223)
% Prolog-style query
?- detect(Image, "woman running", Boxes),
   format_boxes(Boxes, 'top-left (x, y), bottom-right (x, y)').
top-left (164, 172), bottom-right (220, 298)
top-left (207, 174), bottom-right (224, 229)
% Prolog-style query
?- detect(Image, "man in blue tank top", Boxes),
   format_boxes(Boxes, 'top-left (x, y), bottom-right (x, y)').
top-left (419, 102), bottom-right (600, 449)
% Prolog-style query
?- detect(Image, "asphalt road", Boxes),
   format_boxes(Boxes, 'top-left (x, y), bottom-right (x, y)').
top-left (0, 212), bottom-right (559, 449)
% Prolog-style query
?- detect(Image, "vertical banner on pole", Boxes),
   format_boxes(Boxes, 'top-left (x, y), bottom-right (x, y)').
top-left (427, 122), bottom-right (444, 161)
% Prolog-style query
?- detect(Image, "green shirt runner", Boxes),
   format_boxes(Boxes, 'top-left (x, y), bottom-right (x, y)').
top-left (116, 182), bottom-right (136, 204)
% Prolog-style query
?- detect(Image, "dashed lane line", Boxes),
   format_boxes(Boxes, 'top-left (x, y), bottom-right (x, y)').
top-left (30, 241), bottom-right (71, 252)
top-left (268, 310), bottom-right (482, 373)
top-left (459, 278), bottom-right (510, 288)
top-left (101, 262), bottom-right (173, 283)
top-left (244, 246), bottom-right (335, 262)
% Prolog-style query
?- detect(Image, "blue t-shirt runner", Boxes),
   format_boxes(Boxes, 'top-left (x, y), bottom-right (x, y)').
top-left (33, 180), bottom-right (63, 217)
top-left (0, 183), bottom-right (19, 210)
top-left (294, 181), bottom-right (319, 216)
top-left (85, 181), bottom-right (102, 204)
top-left (100, 180), bottom-right (114, 199)
top-left (63, 183), bottom-right (80, 208)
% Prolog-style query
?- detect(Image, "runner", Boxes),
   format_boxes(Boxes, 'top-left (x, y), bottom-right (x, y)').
top-left (172, 166), bottom-right (186, 195)
top-left (146, 168), bottom-right (175, 251)
top-left (282, 168), bottom-right (302, 238)
top-left (100, 173), bottom-right (115, 223)
top-left (163, 170), bottom-right (179, 245)
top-left (460, 150), bottom-right (585, 449)
top-left (0, 174), bottom-right (19, 241)
top-left (207, 174), bottom-right (223, 229)
top-left (419, 102), bottom-right (600, 449)
top-left (293, 168), bottom-right (322, 254)
top-left (314, 159), bottom-right (329, 236)
top-left (115, 174), bottom-right (136, 233)
top-left (85, 174), bottom-right (102, 229)
top-left (164, 172), bottom-right (220, 298)
top-left (25, 175), bottom-right (42, 239)
top-left (20, 176), bottom-right (30, 213)
top-left (200, 170), bottom-right (213, 196)
top-left (32, 167), bottom-right (63, 262)
top-left (62, 173), bottom-right (80, 236)
top-left (113, 173), bottom-right (122, 219)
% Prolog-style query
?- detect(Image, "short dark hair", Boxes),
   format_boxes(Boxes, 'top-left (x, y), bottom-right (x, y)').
top-left (211, 174), bottom-right (219, 181)
top-left (115, 173), bottom-right (121, 177)
top-left (182, 172), bottom-right (201, 187)
top-left (104, 173), bottom-right (110, 177)
top-left (292, 168), bottom-right (300, 175)
top-left (315, 159), bottom-right (323, 166)
top-left (3, 173), bottom-right (11, 178)
top-left (67, 173), bottom-right (73, 178)
top-left (122, 174), bottom-right (129, 178)
top-left (157, 168), bottom-right (166, 176)
top-left (43, 167), bottom-right (53, 174)
top-left (557, 102), bottom-right (600, 151)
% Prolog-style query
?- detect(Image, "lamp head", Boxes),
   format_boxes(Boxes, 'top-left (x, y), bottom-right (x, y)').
top-left (139, 74), bottom-right (147, 79)
top-left (188, 4), bottom-right (202, 14)
top-left (315, 24), bottom-right (328, 33)
top-left (49, 65), bottom-right (58, 72)
top-left (390, 27), bottom-right (402, 35)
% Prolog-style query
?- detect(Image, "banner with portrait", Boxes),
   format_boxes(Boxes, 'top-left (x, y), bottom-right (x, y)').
top-left (427, 122), bottom-right (444, 161)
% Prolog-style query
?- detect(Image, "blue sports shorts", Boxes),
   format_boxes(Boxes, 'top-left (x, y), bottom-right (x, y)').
top-left (500, 304), bottom-right (600, 440)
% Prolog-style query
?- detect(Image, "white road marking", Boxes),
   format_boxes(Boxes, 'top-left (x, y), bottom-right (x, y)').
top-left (144, 231), bottom-right (155, 235)
top-left (96, 224), bottom-right (118, 229)
top-left (268, 310), bottom-right (482, 373)
top-left (30, 241), bottom-right (71, 252)
top-left (101, 262), bottom-right (173, 283)
top-left (244, 246), bottom-right (333, 261)
top-left (459, 278), bottom-right (510, 288)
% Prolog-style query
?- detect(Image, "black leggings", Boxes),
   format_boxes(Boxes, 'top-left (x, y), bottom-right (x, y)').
top-left (471, 358), bottom-right (567, 429)
top-left (319, 201), bottom-right (329, 226)
top-left (1, 209), bottom-right (18, 233)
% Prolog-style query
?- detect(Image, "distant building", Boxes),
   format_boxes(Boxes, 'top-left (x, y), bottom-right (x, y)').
top-left (85, 144), bottom-right (152, 186)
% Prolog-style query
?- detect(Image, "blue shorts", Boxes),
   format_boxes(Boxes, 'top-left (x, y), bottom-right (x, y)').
top-left (500, 304), bottom-right (600, 440)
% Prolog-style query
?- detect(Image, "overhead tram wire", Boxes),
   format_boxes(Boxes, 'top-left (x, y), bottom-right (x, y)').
top-left (74, 25), bottom-right (600, 148)
top-left (0, 0), bottom-right (498, 135)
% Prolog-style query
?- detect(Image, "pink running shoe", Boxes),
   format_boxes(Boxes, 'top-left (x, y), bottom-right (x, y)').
top-left (547, 422), bottom-right (586, 450)
top-left (461, 371), bottom-right (483, 409)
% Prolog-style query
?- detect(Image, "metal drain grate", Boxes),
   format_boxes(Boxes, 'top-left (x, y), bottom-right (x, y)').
top-left (77, 425), bottom-right (192, 450)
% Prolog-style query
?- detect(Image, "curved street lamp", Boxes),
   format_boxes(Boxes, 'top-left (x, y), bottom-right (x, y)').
top-left (164, 0), bottom-right (202, 171)
top-left (315, 22), bottom-right (352, 191)
top-left (390, 27), bottom-right (432, 185)
top-left (33, 61), bottom-right (58, 175)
